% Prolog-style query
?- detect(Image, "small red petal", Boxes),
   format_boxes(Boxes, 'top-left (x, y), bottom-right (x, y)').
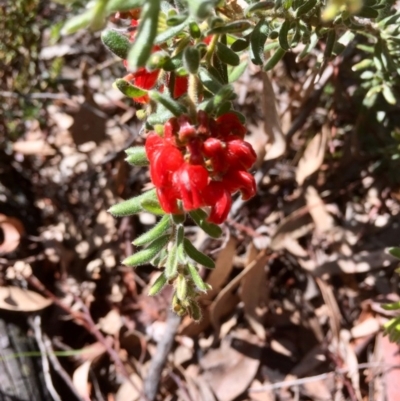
top-left (202, 182), bottom-right (232, 224)
top-left (226, 139), bottom-right (257, 169)
top-left (216, 113), bottom-right (247, 138)
top-left (173, 164), bottom-right (208, 210)
top-left (156, 187), bottom-right (180, 214)
top-left (174, 75), bottom-right (188, 98)
top-left (223, 169), bottom-right (256, 200)
top-left (145, 133), bottom-right (164, 160)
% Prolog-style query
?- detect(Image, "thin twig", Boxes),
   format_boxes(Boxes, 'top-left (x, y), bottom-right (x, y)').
top-left (43, 335), bottom-right (86, 401)
top-left (143, 310), bottom-right (181, 401)
top-left (30, 316), bottom-right (62, 401)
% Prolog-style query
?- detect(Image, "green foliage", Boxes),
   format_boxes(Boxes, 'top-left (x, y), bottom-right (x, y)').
top-left (383, 247), bottom-right (400, 342)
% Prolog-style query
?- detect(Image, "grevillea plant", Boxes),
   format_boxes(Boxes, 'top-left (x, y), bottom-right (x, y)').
top-left (62, 0), bottom-right (399, 319)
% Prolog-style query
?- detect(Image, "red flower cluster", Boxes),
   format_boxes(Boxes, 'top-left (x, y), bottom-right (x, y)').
top-left (145, 112), bottom-right (257, 224)
top-left (122, 19), bottom-right (187, 104)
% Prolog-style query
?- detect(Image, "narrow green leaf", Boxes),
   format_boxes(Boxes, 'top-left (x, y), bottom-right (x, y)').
top-left (295, 0), bottom-right (317, 17)
top-left (147, 110), bottom-right (174, 125)
top-left (128, 0), bottom-right (161, 70)
top-left (125, 146), bottom-right (149, 166)
top-left (278, 20), bottom-right (291, 51)
top-left (250, 19), bottom-right (269, 65)
top-left (186, 0), bottom-right (215, 20)
top-left (176, 274), bottom-right (188, 301)
top-left (109, 189), bottom-right (156, 217)
top-left (183, 46), bottom-right (201, 74)
top-left (231, 38), bottom-right (249, 52)
top-left (189, 209), bottom-right (223, 238)
top-left (208, 21), bottom-right (251, 35)
top-left (122, 234), bottom-right (170, 266)
top-left (149, 91), bottom-right (187, 116)
top-left (244, 1), bottom-right (274, 16)
top-left (183, 238), bottom-right (215, 269)
top-left (187, 264), bottom-right (210, 292)
top-left (106, 0), bottom-right (144, 13)
top-left (264, 47), bottom-right (286, 71)
top-left (198, 67), bottom-right (223, 94)
top-left (133, 215), bottom-right (171, 246)
top-left (141, 199), bottom-right (166, 215)
top-left (115, 79), bottom-right (148, 98)
top-left (61, 10), bottom-right (93, 35)
top-left (216, 42), bottom-right (240, 66)
top-left (388, 247), bottom-right (400, 260)
top-left (324, 29), bottom-right (336, 60)
top-left (148, 273), bottom-right (168, 296)
top-left (155, 19), bottom-right (188, 43)
top-left (382, 85), bottom-right (396, 105)
top-left (188, 299), bottom-right (202, 321)
top-left (165, 244), bottom-right (178, 278)
top-left (189, 21), bottom-right (201, 38)
top-left (101, 29), bottom-right (131, 59)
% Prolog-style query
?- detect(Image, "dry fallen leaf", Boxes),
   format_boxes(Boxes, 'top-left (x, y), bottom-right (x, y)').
top-left (73, 360), bottom-right (92, 401)
top-left (296, 126), bottom-right (329, 186)
top-left (240, 243), bottom-right (269, 340)
top-left (0, 286), bottom-right (52, 312)
top-left (200, 331), bottom-right (262, 401)
top-left (305, 186), bottom-right (334, 233)
top-left (115, 373), bottom-right (142, 401)
top-left (210, 250), bottom-right (269, 336)
top-left (262, 72), bottom-right (286, 160)
top-left (0, 214), bottom-right (24, 254)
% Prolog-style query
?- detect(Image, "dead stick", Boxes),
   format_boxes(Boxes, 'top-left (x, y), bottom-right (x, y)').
top-left (143, 310), bottom-right (181, 401)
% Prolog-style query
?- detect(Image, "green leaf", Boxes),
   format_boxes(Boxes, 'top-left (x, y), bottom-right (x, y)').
top-left (128, 0), bottom-right (161, 70)
top-left (149, 91), bottom-right (187, 116)
top-left (250, 19), bottom-right (269, 65)
top-left (148, 273), bottom-right (168, 296)
top-left (141, 198), bottom-right (166, 215)
top-left (146, 51), bottom-right (171, 71)
top-left (231, 38), bottom-right (249, 52)
top-left (155, 19), bottom-right (189, 43)
top-left (147, 110), bottom-right (174, 125)
top-left (125, 146), bottom-right (149, 166)
top-left (264, 47), bottom-right (286, 71)
top-left (183, 238), bottom-right (215, 269)
top-left (216, 42), bottom-right (240, 66)
top-left (176, 274), bottom-right (188, 301)
top-left (198, 67), bottom-right (223, 94)
top-left (61, 10), bottom-right (93, 35)
top-left (189, 21), bottom-right (201, 38)
top-left (382, 85), bottom-right (396, 105)
top-left (244, 1), bottom-right (274, 16)
top-left (228, 61), bottom-right (248, 83)
top-left (106, 0), bottom-right (145, 13)
top-left (388, 247), bottom-right (400, 260)
top-left (115, 79), bottom-right (148, 99)
top-left (122, 234), bottom-right (170, 266)
top-left (295, 0), bottom-right (317, 17)
top-left (324, 29), bottom-right (336, 60)
top-left (133, 215), bottom-right (171, 246)
top-left (165, 226), bottom-right (184, 278)
top-left (189, 209), bottom-right (223, 238)
top-left (208, 20), bottom-right (251, 35)
top-left (108, 189), bottom-right (157, 217)
top-left (187, 264), bottom-right (210, 292)
top-left (186, 0), bottom-right (216, 20)
top-left (101, 29), bottom-right (131, 59)
top-left (278, 20), bottom-right (291, 51)
top-left (183, 46), bottom-right (201, 74)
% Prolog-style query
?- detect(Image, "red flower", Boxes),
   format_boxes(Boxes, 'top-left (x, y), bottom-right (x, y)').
top-left (173, 164), bottom-right (209, 210)
top-left (202, 182), bottom-right (232, 224)
top-left (144, 112), bottom-right (257, 224)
